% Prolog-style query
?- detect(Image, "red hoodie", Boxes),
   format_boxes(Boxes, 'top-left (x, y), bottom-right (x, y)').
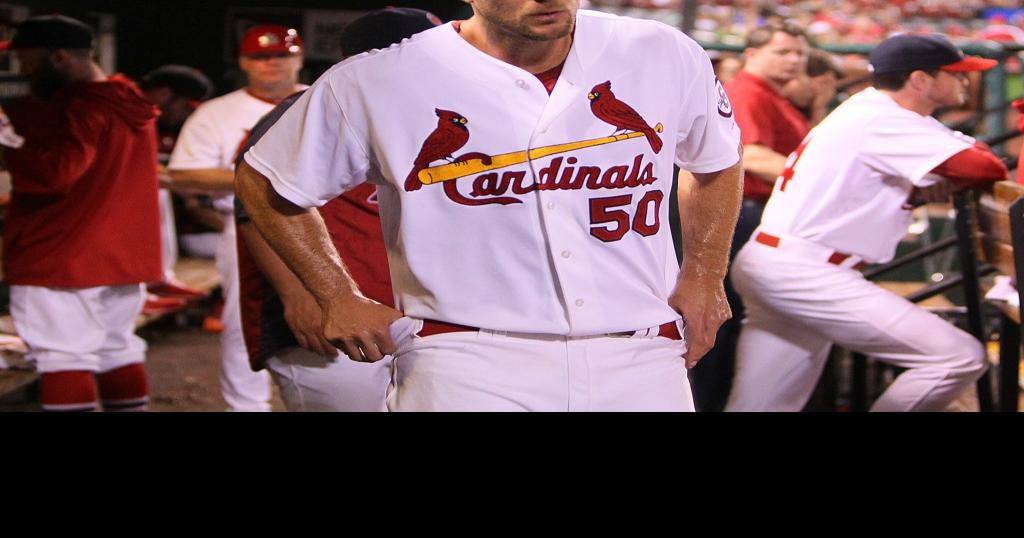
top-left (4, 75), bottom-right (162, 287)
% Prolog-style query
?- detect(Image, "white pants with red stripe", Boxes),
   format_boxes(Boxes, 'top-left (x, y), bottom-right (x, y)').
top-left (10, 284), bottom-right (147, 374)
top-left (385, 317), bottom-right (694, 412)
top-left (726, 237), bottom-right (987, 412)
top-left (217, 218), bottom-right (272, 412)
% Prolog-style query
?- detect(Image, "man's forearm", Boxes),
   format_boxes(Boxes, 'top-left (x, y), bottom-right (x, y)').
top-left (676, 159), bottom-right (744, 279)
top-left (169, 168), bottom-right (236, 191)
top-left (234, 160), bottom-right (360, 306)
top-left (741, 144), bottom-right (787, 184)
top-left (237, 220), bottom-right (310, 301)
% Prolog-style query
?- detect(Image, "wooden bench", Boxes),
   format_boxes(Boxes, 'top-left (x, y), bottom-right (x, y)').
top-left (975, 181), bottom-right (1024, 411)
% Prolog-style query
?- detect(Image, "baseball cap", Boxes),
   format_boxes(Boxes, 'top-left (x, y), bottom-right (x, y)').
top-left (239, 25), bottom-right (303, 56)
top-left (139, 65), bottom-right (214, 107)
top-left (340, 7), bottom-right (442, 58)
top-left (868, 34), bottom-right (997, 75)
top-left (0, 14), bottom-right (94, 51)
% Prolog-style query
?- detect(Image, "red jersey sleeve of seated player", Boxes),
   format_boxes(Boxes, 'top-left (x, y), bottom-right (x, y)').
top-left (931, 141), bottom-right (1009, 187)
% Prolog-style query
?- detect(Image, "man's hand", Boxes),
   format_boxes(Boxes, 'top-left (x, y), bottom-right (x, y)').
top-left (322, 295), bottom-right (404, 363)
top-left (280, 286), bottom-right (337, 358)
top-left (157, 163), bottom-right (174, 188)
top-left (668, 271), bottom-right (731, 369)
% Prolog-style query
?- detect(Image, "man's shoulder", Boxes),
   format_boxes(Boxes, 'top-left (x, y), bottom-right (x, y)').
top-left (331, 23), bottom-right (451, 73)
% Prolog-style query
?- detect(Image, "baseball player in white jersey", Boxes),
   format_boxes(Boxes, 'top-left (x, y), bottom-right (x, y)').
top-left (234, 0), bottom-right (743, 412)
top-left (169, 25), bottom-right (307, 412)
top-left (726, 34), bottom-right (1010, 412)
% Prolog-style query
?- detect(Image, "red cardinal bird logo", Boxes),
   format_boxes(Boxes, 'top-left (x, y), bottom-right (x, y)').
top-left (406, 109), bottom-right (470, 192)
top-left (588, 80), bottom-right (663, 154)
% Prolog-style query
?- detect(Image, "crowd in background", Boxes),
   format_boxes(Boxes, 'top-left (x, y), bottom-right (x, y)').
top-left (587, 0), bottom-right (1024, 45)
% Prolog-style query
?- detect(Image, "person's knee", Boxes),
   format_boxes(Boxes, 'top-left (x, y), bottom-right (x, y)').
top-left (942, 334), bottom-right (988, 383)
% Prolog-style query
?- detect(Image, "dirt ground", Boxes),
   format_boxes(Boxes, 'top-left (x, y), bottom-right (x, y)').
top-left (0, 321), bottom-right (285, 412)
top-left (142, 324), bottom-right (285, 412)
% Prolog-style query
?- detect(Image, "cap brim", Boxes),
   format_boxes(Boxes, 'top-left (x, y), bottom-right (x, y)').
top-left (940, 56), bottom-right (999, 72)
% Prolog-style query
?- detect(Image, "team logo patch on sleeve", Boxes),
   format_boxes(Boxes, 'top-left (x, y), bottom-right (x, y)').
top-left (716, 78), bottom-right (733, 118)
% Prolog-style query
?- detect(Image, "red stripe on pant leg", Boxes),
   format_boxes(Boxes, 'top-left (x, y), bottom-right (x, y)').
top-left (40, 371), bottom-right (98, 412)
top-left (97, 363), bottom-right (150, 412)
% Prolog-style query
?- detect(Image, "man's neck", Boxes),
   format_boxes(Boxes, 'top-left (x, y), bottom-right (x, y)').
top-left (67, 61), bottom-right (106, 84)
top-left (247, 83), bottom-right (298, 103)
top-left (879, 88), bottom-right (935, 117)
top-left (458, 17), bottom-right (572, 74)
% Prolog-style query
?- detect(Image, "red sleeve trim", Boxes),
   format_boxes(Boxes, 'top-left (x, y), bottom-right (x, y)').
top-left (930, 144), bottom-right (1008, 188)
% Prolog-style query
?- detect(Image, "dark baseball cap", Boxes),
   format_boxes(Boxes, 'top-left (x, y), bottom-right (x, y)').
top-left (340, 7), bottom-right (442, 58)
top-left (140, 65), bottom-right (214, 106)
top-left (0, 14), bottom-right (94, 51)
top-left (868, 34), bottom-right (997, 75)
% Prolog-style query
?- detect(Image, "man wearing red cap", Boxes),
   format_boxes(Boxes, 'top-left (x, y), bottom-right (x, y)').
top-left (168, 25), bottom-right (306, 412)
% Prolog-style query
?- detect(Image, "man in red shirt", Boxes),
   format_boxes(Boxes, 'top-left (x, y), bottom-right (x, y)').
top-left (691, 20), bottom-right (811, 412)
top-left (0, 15), bottom-right (162, 412)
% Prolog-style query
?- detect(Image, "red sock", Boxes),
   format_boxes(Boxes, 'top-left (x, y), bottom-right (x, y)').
top-left (40, 371), bottom-right (98, 412)
top-left (96, 364), bottom-right (150, 412)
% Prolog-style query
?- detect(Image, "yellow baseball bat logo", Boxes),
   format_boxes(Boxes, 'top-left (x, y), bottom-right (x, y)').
top-left (418, 123), bottom-right (664, 185)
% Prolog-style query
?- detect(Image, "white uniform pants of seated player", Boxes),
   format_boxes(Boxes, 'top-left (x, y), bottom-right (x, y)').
top-left (9, 284), bottom-right (147, 374)
top-left (385, 317), bottom-right (694, 412)
top-left (265, 349), bottom-right (392, 412)
top-left (725, 236), bottom-right (987, 412)
top-left (217, 217), bottom-right (271, 412)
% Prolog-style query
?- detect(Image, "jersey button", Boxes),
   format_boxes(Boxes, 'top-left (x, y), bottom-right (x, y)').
top-left (575, 299), bottom-right (585, 307)
top-left (515, 79), bottom-right (527, 88)
top-left (546, 202), bottom-right (555, 210)
top-left (561, 250), bottom-right (571, 259)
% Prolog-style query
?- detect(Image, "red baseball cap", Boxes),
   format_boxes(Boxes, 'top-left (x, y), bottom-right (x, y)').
top-left (239, 25), bottom-right (303, 56)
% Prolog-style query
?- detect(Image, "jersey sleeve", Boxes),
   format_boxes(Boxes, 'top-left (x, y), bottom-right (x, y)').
top-left (862, 115), bottom-right (975, 187)
top-left (673, 39), bottom-right (741, 173)
top-left (168, 105), bottom-right (225, 170)
top-left (243, 70), bottom-right (371, 209)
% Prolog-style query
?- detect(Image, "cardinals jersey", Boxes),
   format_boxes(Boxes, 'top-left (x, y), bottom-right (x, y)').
top-left (245, 10), bottom-right (741, 335)
top-left (759, 87), bottom-right (975, 264)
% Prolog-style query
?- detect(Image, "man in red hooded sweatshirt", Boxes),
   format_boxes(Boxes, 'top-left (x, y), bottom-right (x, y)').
top-left (0, 15), bottom-right (162, 412)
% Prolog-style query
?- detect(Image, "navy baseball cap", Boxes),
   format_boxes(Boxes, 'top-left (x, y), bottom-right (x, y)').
top-left (340, 7), bottom-right (442, 58)
top-left (139, 65), bottom-right (214, 106)
top-left (869, 34), bottom-right (997, 75)
top-left (0, 14), bottom-right (94, 51)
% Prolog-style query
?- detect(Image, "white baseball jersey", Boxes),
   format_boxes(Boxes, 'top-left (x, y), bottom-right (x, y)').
top-left (759, 87), bottom-right (974, 264)
top-left (245, 10), bottom-right (740, 336)
top-left (170, 88), bottom-right (305, 212)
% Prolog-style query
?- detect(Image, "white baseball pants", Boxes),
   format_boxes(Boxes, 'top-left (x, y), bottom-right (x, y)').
top-left (10, 284), bottom-right (147, 374)
top-left (217, 218), bottom-right (271, 412)
top-left (385, 317), bottom-right (694, 412)
top-left (726, 234), bottom-right (987, 412)
top-left (265, 348), bottom-right (391, 412)
top-left (158, 188), bottom-right (178, 282)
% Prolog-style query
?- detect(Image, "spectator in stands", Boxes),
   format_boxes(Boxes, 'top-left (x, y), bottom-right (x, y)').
top-left (783, 48), bottom-right (845, 125)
